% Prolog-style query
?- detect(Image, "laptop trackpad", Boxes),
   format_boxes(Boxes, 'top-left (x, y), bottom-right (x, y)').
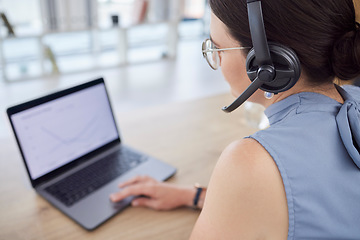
top-left (61, 157), bottom-right (175, 230)
top-left (62, 169), bottom-right (139, 230)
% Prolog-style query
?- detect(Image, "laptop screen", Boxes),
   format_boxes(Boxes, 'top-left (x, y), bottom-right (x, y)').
top-left (10, 82), bottom-right (119, 180)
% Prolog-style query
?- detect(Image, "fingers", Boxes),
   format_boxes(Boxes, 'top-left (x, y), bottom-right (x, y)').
top-left (131, 198), bottom-right (161, 210)
top-left (118, 175), bottom-right (156, 188)
top-left (110, 183), bottom-right (155, 202)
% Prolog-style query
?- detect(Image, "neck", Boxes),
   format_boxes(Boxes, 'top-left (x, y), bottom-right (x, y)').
top-left (261, 81), bottom-right (344, 108)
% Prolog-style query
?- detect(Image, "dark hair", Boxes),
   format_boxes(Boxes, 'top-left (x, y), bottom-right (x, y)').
top-left (209, 0), bottom-right (360, 83)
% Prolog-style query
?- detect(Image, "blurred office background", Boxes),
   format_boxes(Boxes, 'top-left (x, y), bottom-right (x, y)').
top-left (0, 0), bottom-right (233, 139)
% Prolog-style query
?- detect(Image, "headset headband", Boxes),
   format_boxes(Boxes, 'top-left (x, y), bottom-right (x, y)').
top-left (247, 0), bottom-right (272, 67)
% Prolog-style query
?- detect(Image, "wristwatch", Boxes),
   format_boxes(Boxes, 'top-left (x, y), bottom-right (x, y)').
top-left (193, 183), bottom-right (205, 209)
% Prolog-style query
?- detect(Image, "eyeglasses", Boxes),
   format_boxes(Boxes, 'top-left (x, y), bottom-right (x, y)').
top-left (202, 38), bottom-right (251, 70)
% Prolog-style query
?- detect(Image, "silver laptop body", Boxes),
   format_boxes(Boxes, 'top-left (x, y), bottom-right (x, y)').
top-left (7, 78), bottom-right (176, 230)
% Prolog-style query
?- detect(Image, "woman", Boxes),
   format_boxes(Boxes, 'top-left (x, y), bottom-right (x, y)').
top-left (111, 0), bottom-right (360, 239)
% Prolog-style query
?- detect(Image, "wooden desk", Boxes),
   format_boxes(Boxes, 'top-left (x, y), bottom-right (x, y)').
top-left (0, 93), bottom-right (259, 239)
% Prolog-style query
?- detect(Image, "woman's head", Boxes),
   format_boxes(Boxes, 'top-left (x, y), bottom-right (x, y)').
top-left (209, 0), bottom-right (360, 84)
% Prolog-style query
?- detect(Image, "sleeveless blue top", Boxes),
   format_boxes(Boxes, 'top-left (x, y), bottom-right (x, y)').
top-left (249, 85), bottom-right (360, 239)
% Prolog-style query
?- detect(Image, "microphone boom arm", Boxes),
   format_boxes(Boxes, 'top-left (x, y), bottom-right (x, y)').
top-left (222, 77), bottom-right (263, 113)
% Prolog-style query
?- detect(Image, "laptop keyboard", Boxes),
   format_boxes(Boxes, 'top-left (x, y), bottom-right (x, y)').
top-left (45, 147), bottom-right (147, 207)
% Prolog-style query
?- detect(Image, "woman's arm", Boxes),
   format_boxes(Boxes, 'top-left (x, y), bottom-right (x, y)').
top-left (190, 138), bottom-right (288, 240)
top-left (110, 175), bottom-right (207, 210)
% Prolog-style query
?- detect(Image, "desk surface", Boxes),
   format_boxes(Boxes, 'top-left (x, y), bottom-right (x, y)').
top-left (0, 93), bottom-right (259, 240)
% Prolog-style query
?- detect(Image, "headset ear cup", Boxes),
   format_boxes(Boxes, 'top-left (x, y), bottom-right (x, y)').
top-left (246, 42), bottom-right (301, 93)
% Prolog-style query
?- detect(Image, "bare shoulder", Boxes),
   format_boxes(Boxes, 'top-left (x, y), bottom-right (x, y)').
top-left (190, 138), bottom-right (288, 240)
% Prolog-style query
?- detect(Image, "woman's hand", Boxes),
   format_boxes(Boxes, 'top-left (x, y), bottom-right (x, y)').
top-left (110, 175), bottom-right (196, 211)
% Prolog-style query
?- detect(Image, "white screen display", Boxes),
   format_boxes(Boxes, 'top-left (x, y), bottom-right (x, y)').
top-left (11, 83), bottom-right (119, 180)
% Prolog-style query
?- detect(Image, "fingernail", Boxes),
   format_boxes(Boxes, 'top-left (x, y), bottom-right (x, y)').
top-left (132, 200), bottom-right (139, 206)
top-left (110, 194), bottom-right (116, 201)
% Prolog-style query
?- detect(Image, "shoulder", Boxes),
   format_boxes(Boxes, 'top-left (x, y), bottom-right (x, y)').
top-left (220, 137), bottom-right (270, 165)
top-left (213, 138), bottom-right (283, 185)
top-left (190, 138), bottom-right (288, 239)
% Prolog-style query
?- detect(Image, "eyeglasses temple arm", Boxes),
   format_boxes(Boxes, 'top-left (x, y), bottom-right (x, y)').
top-left (202, 47), bottom-right (251, 53)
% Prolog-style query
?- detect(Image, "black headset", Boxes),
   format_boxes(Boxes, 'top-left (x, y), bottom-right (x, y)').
top-left (222, 0), bottom-right (301, 112)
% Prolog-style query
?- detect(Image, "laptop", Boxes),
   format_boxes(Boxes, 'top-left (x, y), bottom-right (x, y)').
top-left (6, 78), bottom-right (176, 230)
